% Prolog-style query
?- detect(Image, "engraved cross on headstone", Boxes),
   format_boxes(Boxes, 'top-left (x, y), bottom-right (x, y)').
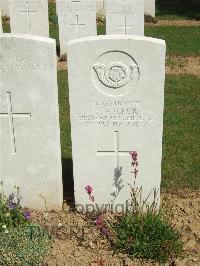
top-left (0, 92), bottom-right (31, 154)
top-left (97, 131), bottom-right (130, 169)
top-left (70, 14), bottom-right (86, 38)
top-left (20, 1), bottom-right (37, 29)
top-left (117, 16), bottom-right (133, 34)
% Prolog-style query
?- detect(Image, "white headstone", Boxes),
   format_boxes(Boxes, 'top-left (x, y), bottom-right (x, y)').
top-left (9, 0), bottom-right (49, 37)
top-left (0, 0), bottom-right (9, 16)
top-left (0, 9), bottom-right (2, 33)
top-left (106, 0), bottom-right (144, 36)
top-left (67, 36), bottom-right (166, 211)
top-left (0, 34), bottom-right (63, 210)
top-left (145, 0), bottom-right (155, 17)
top-left (57, 0), bottom-right (97, 56)
top-left (96, 0), bottom-right (106, 17)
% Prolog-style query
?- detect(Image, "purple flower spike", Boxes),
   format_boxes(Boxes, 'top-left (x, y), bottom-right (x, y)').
top-left (8, 194), bottom-right (17, 209)
top-left (24, 211), bottom-right (31, 220)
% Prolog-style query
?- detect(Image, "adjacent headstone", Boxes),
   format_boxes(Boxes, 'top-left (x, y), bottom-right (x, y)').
top-left (9, 0), bottom-right (49, 37)
top-left (145, 0), bottom-right (155, 17)
top-left (0, 0), bottom-right (9, 16)
top-left (0, 9), bottom-right (2, 33)
top-left (106, 0), bottom-right (144, 36)
top-left (57, 0), bottom-right (97, 56)
top-left (96, 0), bottom-right (106, 17)
top-left (0, 34), bottom-right (63, 210)
top-left (67, 36), bottom-right (166, 211)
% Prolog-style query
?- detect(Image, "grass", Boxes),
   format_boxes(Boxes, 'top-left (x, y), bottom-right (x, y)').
top-left (145, 26), bottom-right (200, 56)
top-left (162, 75), bottom-right (200, 189)
top-left (108, 211), bottom-right (183, 263)
top-left (58, 71), bottom-right (200, 190)
top-left (156, 0), bottom-right (200, 20)
top-left (57, 71), bottom-right (72, 159)
top-left (98, 25), bottom-right (200, 56)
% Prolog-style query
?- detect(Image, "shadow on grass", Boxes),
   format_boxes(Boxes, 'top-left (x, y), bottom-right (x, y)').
top-left (62, 157), bottom-right (75, 205)
top-left (156, 0), bottom-right (200, 20)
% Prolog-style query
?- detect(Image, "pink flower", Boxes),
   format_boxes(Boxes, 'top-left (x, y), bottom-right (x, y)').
top-left (85, 185), bottom-right (93, 196)
top-left (96, 214), bottom-right (110, 236)
top-left (96, 214), bottom-right (103, 228)
top-left (129, 151), bottom-right (138, 161)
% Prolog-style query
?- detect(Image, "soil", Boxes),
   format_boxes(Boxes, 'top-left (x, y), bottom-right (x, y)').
top-left (30, 190), bottom-right (200, 266)
top-left (166, 56), bottom-right (200, 76)
top-left (146, 20), bottom-right (200, 26)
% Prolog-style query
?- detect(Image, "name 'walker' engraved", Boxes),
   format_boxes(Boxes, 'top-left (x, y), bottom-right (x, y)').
top-left (79, 100), bottom-right (154, 127)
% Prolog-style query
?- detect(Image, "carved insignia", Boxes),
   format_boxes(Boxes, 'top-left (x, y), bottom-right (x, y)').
top-left (93, 62), bottom-right (136, 89)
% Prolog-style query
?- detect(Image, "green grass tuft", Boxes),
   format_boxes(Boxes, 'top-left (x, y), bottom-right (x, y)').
top-left (162, 75), bottom-right (200, 189)
top-left (110, 211), bottom-right (183, 263)
top-left (145, 26), bottom-right (200, 56)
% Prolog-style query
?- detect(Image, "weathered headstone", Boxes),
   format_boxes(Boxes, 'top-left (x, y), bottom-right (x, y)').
top-left (9, 0), bottom-right (49, 37)
top-left (106, 0), bottom-right (144, 36)
top-left (67, 36), bottom-right (166, 211)
top-left (0, 34), bottom-right (63, 210)
top-left (145, 0), bottom-right (155, 17)
top-left (96, 0), bottom-right (106, 17)
top-left (57, 0), bottom-right (97, 56)
top-left (0, 0), bottom-right (9, 16)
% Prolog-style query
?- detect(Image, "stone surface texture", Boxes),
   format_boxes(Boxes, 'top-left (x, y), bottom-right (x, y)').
top-left (9, 0), bottom-right (49, 37)
top-left (106, 0), bottom-right (144, 36)
top-left (57, 0), bottom-right (97, 56)
top-left (96, 0), bottom-right (106, 16)
top-left (0, 0), bottom-right (9, 16)
top-left (67, 35), bottom-right (166, 211)
top-left (0, 34), bottom-right (63, 210)
top-left (144, 0), bottom-right (155, 17)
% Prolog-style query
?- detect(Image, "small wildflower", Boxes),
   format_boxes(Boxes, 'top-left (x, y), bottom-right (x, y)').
top-left (24, 211), bottom-right (31, 220)
top-left (129, 151), bottom-right (138, 161)
top-left (96, 214), bottom-right (110, 236)
top-left (8, 193), bottom-right (17, 209)
top-left (130, 151), bottom-right (139, 179)
top-left (85, 185), bottom-right (95, 202)
top-left (85, 185), bottom-right (93, 196)
top-left (4, 229), bottom-right (9, 234)
top-left (2, 224), bottom-right (7, 229)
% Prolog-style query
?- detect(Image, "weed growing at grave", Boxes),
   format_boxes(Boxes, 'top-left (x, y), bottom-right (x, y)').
top-left (0, 224), bottom-right (51, 265)
top-left (85, 152), bottom-right (183, 264)
top-left (144, 14), bottom-right (158, 23)
top-left (0, 184), bottom-right (52, 265)
top-left (109, 153), bottom-right (183, 263)
top-left (108, 207), bottom-right (183, 264)
top-left (0, 185), bottom-right (30, 232)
